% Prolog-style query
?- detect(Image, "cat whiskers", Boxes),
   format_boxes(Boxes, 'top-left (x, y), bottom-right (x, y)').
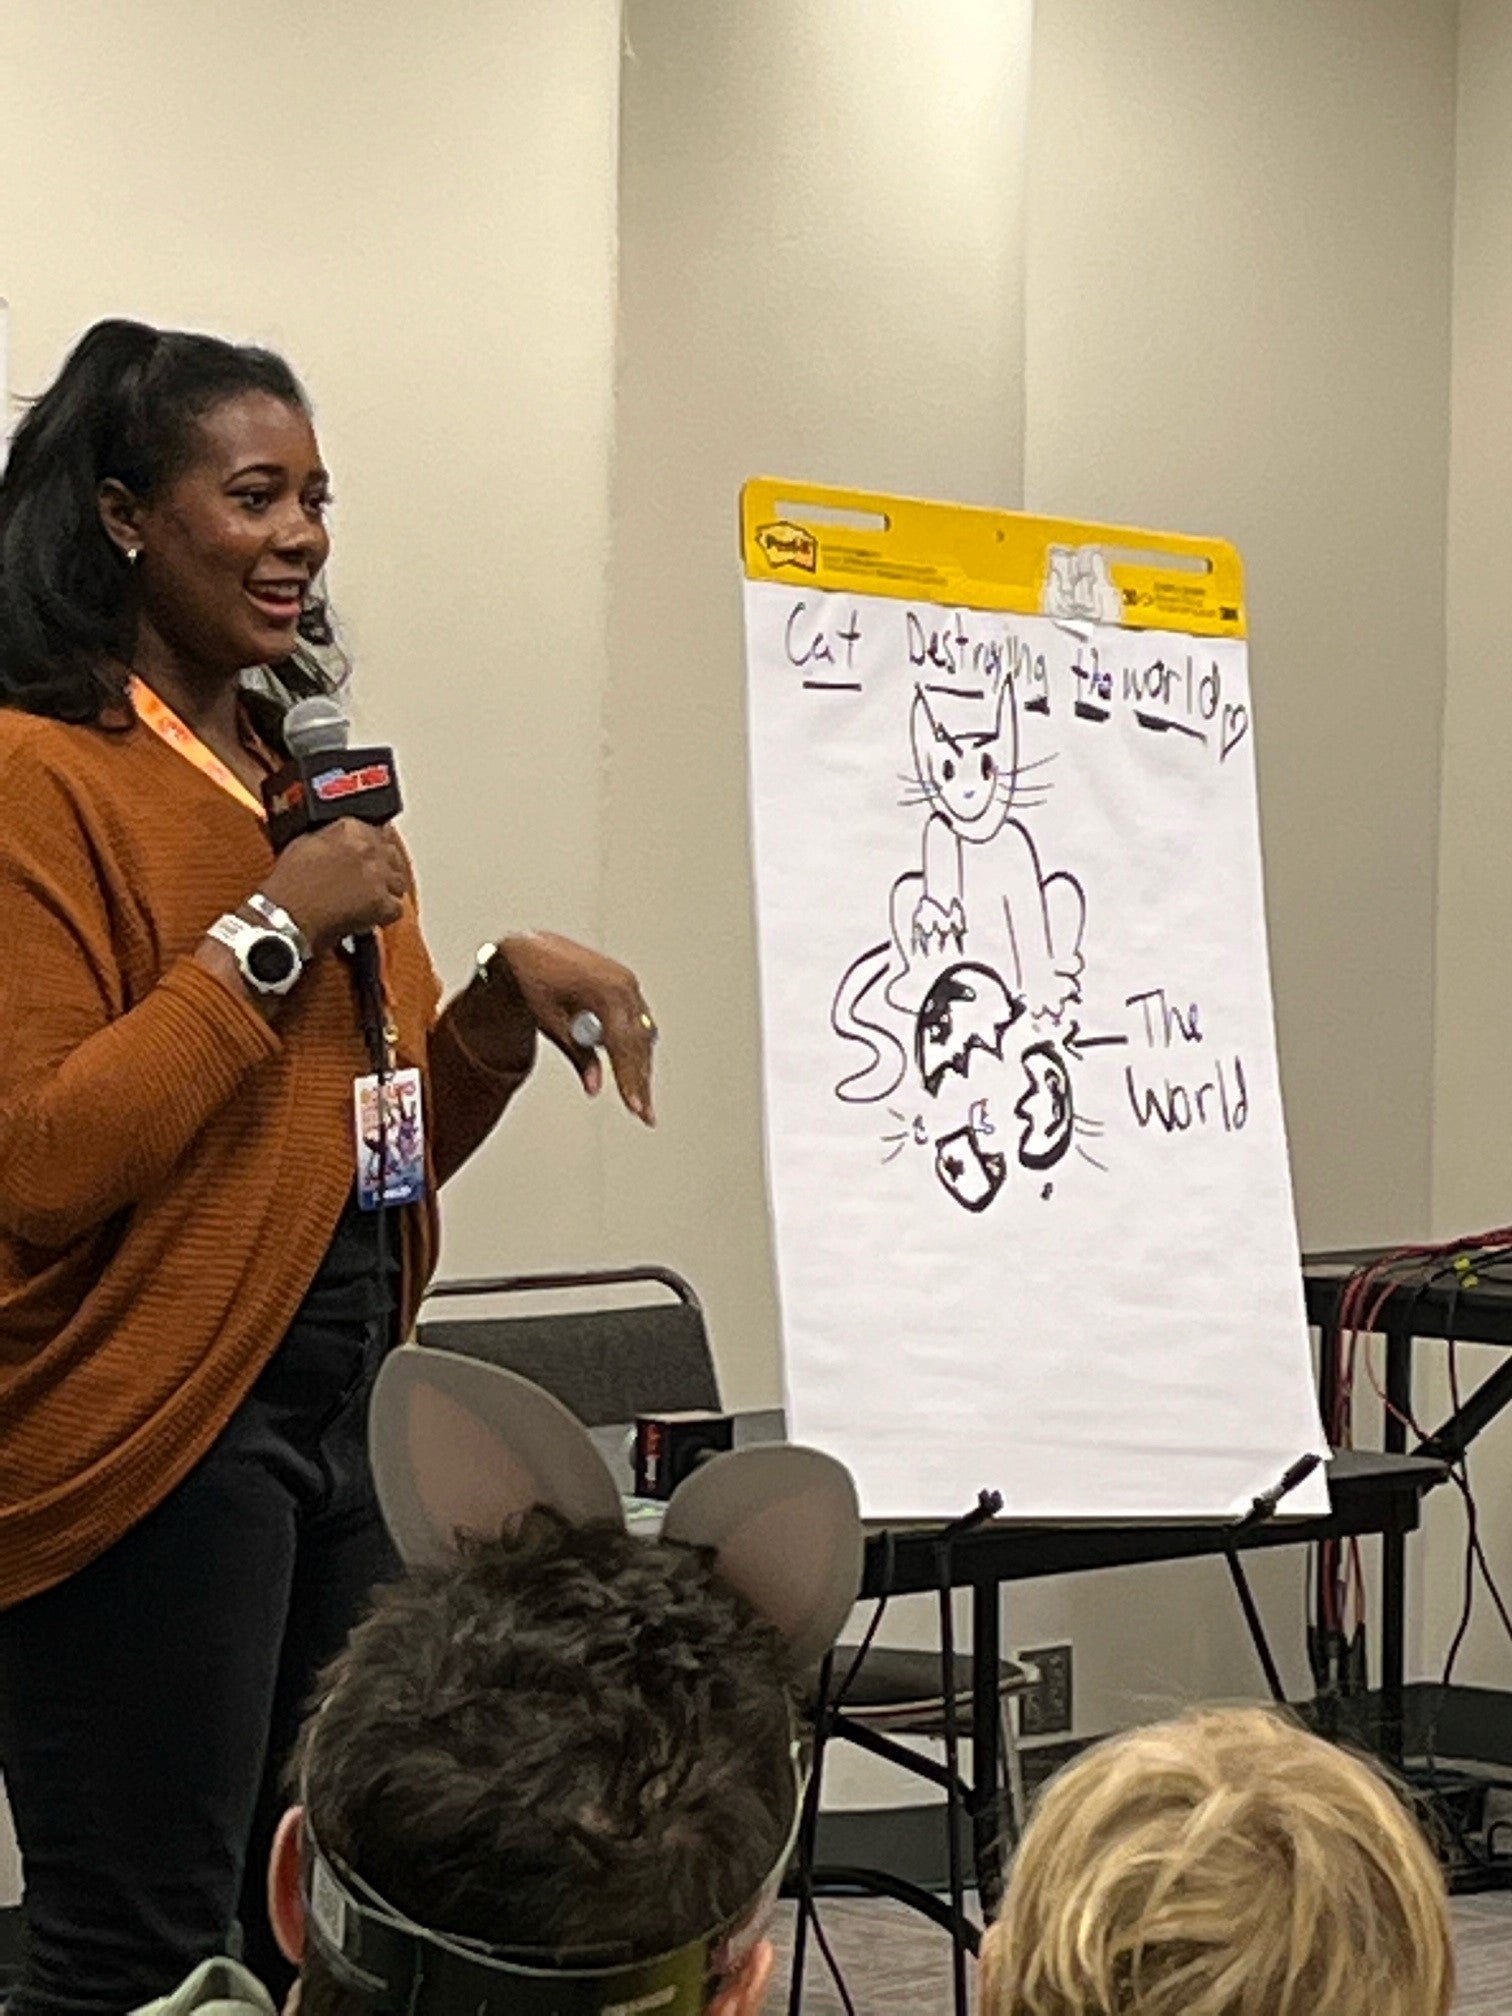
top-left (997, 756), bottom-right (1059, 800)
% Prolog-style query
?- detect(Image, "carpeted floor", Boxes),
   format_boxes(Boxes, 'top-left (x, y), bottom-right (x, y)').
top-left (772, 1893), bottom-right (1512, 2015)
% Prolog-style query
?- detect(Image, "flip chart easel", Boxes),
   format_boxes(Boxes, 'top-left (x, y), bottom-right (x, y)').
top-left (740, 478), bottom-right (1328, 1521)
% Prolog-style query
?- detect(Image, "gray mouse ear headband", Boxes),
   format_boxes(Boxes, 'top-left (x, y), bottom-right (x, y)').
top-left (368, 1346), bottom-right (864, 1670)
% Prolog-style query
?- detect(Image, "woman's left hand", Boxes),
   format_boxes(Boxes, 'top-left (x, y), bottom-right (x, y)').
top-left (496, 932), bottom-right (657, 1126)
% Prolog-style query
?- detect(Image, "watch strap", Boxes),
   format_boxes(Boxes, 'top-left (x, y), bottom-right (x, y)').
top-left (208, 913), bottom-right (255, 957)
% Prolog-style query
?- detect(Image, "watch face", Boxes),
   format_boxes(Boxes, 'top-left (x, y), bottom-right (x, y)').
top-left (247, 933), bottom-right (298, 986)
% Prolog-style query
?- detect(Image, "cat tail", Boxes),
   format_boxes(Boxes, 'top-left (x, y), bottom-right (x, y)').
top-left (831, 941), bottom-right (908, 1102)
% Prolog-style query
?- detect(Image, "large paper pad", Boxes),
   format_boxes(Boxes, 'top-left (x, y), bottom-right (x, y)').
top-left (741, 485), bottom-right (1327, 1520)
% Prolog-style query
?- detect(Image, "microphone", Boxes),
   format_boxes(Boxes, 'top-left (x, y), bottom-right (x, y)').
top-left (267, 696), bottom-right (400, 1072)
top-left (284, 694), bottom-right (349, 758)
top-left (262, 695), bottom-right (403, 852)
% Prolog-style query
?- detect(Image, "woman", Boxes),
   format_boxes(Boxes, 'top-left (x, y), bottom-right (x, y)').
top-left (0, 320), bottom-right (658, 2016)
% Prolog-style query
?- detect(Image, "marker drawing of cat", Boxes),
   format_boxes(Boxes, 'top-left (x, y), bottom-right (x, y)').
top-left (832, 678), bottom-right (1085, 1103)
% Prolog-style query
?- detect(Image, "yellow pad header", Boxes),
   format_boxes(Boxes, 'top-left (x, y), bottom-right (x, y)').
top-left (741, 477), bottom-right (1245, 640)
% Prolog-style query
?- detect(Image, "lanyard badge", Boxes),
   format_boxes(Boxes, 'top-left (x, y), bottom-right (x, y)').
top-left (354, 1066), bottom-right (428, 1210)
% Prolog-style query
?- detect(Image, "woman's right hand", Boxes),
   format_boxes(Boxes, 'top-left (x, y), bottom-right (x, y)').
top-left (259, 820), bottom-right (410, 953)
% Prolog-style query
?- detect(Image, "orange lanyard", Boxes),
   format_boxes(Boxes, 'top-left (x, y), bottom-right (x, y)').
top-left (130, 675), bottom-right (402, 1068)
top-left (128, 675), bottom-right (267, 819)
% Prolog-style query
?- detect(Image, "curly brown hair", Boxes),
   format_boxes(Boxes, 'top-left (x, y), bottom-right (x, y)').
top-left (292, 1511), bottom-right (798, 2016)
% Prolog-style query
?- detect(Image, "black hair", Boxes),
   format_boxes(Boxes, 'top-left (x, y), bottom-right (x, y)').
top-left (0, 317), bottom-right (342, 725)
top-left (294, 1513), bottom-right (797, 2016)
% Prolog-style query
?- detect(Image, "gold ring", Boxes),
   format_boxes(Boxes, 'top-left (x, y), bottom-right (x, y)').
top-left (639, 1012), bottom-right (658, 1037)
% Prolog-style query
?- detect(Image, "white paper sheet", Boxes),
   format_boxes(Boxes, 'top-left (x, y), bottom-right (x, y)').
top-left (743, 579), bottom-right (1328, 1520)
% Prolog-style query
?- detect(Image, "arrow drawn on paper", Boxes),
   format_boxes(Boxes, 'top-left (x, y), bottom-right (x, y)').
top-left (1063, 1021), bottom-right (1129, 1064)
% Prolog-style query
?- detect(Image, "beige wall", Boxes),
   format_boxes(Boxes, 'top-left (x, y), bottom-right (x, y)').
top-left (1436, 0), bottom-right (1512, 1237)
top-left (603, 1), bottom-right (1032, 1813)
top-left (604, 0), bottom-right (1464, 1746)
top-left (1029, 0), bottom-right (1456, 1254)
top-left (1424, 0), bottom-right (1512, 1687)
top-left (992, 0), bottom-right (1461, 1735)
top-left (0, 0), bottom-right (623, 1906)
top-left (604, 0), bottom-right (1033, 1407)
top-left (0, 0), bottom-right (624, 1285)
top-left (0, 0), bottom-right (1504, 1882)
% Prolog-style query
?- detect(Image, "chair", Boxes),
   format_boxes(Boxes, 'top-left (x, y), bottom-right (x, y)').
top-left (821, 1644), bottom-right (1031, 1835)
top-left (417, 1267), bottom-right (1034, 1871)
top-left (419, 1266), bottom-right (718, 1425)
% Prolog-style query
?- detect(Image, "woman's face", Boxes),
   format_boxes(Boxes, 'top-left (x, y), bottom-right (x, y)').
top-left (126, 390), bottom-right (332, 675)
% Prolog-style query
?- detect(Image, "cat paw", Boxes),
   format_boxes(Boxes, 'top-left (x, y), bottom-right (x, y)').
top-left (1025, 969), bottom-right (1083, 1025)
top-left (911, 896), bottom-right (965, 955)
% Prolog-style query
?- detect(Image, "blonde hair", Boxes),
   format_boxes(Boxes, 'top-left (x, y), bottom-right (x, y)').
top-left (982, 1706), bottom-right (1452, 2016)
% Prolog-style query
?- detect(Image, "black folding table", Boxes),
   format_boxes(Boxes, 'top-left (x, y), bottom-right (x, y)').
top-left (845, 1447), bottom-right (1442, 1920)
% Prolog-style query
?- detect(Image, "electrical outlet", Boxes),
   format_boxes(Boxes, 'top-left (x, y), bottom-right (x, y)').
top-left (1017, 1643), bottom-right (1073, 1737)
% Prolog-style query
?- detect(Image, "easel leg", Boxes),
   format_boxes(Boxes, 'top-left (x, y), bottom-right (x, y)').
top-left (787, 1654), bottom-right (833, 2016)
top-left (1224, 1549), bottom-right (1287, 1704)
top-left (971, 1581), bottom-right (1007, 1913)
top-left (938, 1582), bottom-right (971, 2016)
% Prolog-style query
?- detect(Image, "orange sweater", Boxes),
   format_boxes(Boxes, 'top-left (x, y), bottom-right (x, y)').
top-left (0, 707), bottom-right (528, 1608)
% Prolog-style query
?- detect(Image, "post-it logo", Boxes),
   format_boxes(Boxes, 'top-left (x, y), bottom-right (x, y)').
top-left (755, 520), bottom-right (818, 573)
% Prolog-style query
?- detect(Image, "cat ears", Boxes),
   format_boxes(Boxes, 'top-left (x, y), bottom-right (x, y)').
top-left (369, 1346), bottom-right (865, 1671)
top-left (912, 681), bottom-right (1009, 752)
top-left (913, 685), bottom-right (960, 752)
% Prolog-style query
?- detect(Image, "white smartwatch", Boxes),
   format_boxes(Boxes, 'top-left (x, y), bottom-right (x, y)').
top-left (208, 911), bottom-right (306, 997)
top-left (245, 891), bottom-right (312, 962)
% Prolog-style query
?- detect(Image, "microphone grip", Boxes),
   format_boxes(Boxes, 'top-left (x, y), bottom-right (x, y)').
top-left (351, 933), bottom-right (387, 1072)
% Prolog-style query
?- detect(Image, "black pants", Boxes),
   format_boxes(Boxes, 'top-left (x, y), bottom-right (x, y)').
top-left (0, 1309), bottom-right (398, 2016)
